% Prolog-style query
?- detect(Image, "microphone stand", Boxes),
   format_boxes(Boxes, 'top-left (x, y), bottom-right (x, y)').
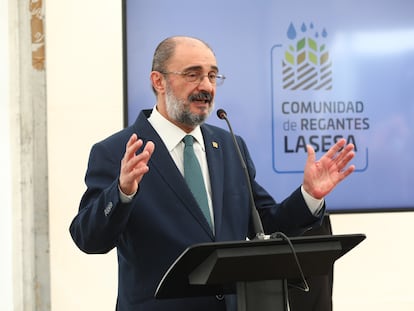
top-left (216, 108), bottom-right (266, 240)
top-left (216, 108), bottom-right (309, 292)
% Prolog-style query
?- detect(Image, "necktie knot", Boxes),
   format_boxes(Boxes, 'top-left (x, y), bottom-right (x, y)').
top-left (183, 134), bottom-right (194, 147)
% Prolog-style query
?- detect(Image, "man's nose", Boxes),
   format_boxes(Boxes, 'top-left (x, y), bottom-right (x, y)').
top-left (197, 75), bottom-right (215, 90)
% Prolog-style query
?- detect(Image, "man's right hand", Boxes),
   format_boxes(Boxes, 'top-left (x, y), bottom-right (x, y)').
top-left (119, 133), bottom-right (155, 196)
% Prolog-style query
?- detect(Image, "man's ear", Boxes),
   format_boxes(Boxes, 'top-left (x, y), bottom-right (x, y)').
top-left (150, 71), bottom-right (166, 94)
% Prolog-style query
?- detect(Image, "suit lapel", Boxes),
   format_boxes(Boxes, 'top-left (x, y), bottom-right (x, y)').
top-left (134, 111), bottom-right (214, 239)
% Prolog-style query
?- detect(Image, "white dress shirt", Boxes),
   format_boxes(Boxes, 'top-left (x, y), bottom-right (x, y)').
top-left (148, 107), bottom-right (215, 228)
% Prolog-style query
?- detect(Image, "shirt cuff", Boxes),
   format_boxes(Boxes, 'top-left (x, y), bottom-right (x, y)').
top-left (118, 184), bottom-right (136, 203)
top-left (301, 185), bottom-right (324, 215)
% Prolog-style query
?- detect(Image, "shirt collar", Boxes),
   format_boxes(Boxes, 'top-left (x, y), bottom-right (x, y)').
top-left (148, 106), bottom-right (205, 152)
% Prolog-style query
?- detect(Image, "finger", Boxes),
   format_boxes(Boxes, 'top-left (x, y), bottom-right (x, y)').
top-left (120, 135), bottom-right (142, 178)
top-left (143, 141), bottom-right (155, 158)
top-left (130, 141), bottom-right (155, 167)
top-left (335, 144), bottom-right (355, 170)
top-left (338, 164), bottom-right (355, 182)
top-left (129, 163), bottom-right (150, 181)
top-left (306, 144), bottom-right (316, 165)
top-left (125, 134), bottom-right (144, 161)
top-left (126, 133), bottom-right (138, 148)
top-left (124, 134), bottom-right (138, 159)
top-left (325, 138), bottom-right (346, 159)
top-left (126, 154), bottom-right (153, 186)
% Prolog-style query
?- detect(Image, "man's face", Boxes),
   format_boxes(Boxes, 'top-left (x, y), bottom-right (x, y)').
top-left (161, 40), bottom-right (219, 130)
top-left (164, 78), bottom-right (215, 128)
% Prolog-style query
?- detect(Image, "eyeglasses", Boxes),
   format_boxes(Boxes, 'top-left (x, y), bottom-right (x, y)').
top-left (161, 71), bottom-right (226, 86)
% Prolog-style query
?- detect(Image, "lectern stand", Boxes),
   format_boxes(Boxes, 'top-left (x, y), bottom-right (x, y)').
top-left (155, 234), bottom-right (365, 311)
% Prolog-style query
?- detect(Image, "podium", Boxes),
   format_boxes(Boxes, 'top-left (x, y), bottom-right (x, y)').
top-left (155, 234), bottom-right (365, 311)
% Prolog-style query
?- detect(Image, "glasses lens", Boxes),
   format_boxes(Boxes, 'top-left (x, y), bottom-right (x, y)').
top-left (184, 72), bottom-right (199, 83)
top-left (207, 72), bottom-right (217, 84)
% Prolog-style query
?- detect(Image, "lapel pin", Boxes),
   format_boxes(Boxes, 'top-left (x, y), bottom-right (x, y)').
top-left (212, 141), bottom-right (219, 149)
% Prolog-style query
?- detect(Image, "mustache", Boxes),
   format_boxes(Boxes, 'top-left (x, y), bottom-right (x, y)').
top-left (188, 91), bottom-right (213, 103)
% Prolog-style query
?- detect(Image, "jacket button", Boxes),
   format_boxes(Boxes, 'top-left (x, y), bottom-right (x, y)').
top-left (104, 202), bottom-right (113, 216)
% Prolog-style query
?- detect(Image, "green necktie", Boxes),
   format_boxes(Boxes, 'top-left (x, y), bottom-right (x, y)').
top-left (183, 135), bottom-right (212, 229)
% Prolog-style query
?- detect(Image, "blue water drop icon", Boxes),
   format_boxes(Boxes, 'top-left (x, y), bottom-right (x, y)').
top-left (301, 22), bottom-right (307, 32)
top-left (287, 22), bottom-right (296, 40)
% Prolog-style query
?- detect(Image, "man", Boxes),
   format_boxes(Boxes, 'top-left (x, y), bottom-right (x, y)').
top-left (70, 36), bottom-right (355, 311)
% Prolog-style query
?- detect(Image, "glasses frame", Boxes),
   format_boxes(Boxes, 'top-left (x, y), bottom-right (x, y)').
top-left (161, 71), bottom-right (226, 86)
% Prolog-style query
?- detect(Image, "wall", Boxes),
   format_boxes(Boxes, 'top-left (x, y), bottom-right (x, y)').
top-left (46, 1), bottom-right (414, 310)
top-left (0, 0), bottom-right (13, 309)
top-left (46, 1), bottom-right (122, 310)
top-left (331, 213), bottom-right (414, 310)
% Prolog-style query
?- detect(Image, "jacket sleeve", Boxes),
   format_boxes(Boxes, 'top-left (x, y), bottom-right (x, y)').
top-left (69, 141), bottom-right (134, 254)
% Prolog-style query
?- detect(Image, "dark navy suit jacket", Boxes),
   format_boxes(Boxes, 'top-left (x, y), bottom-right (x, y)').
top-left (70, 109), bottom-right (324, 311)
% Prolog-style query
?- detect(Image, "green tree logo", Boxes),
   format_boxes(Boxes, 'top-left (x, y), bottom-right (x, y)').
top-left (283, 22), bottom-right (332, 90)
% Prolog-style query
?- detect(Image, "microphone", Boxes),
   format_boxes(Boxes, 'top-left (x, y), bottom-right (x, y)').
top-left (216, 108), bottom-right (265, 240)
top-left (217, 109), bottom-right (309, 292)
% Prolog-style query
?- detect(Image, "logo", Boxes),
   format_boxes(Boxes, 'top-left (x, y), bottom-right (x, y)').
top-left (271, 21), bottom-right (369, 174)
top-left (282, 22), bottom-right (332, 90)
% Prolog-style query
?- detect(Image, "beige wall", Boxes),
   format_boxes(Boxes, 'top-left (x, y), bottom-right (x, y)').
top-left (46, 1), bottom-right (121, 309)
top-left (46, 1), bottom-right (414, 310)
top-left (331, 213), bottom-right (414, 310)
top-left (1, 0), bottom-right (13, 309)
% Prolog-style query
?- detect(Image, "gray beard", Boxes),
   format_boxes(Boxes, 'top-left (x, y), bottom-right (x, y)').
top-left (165, 87), bottom-right (214, 128)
